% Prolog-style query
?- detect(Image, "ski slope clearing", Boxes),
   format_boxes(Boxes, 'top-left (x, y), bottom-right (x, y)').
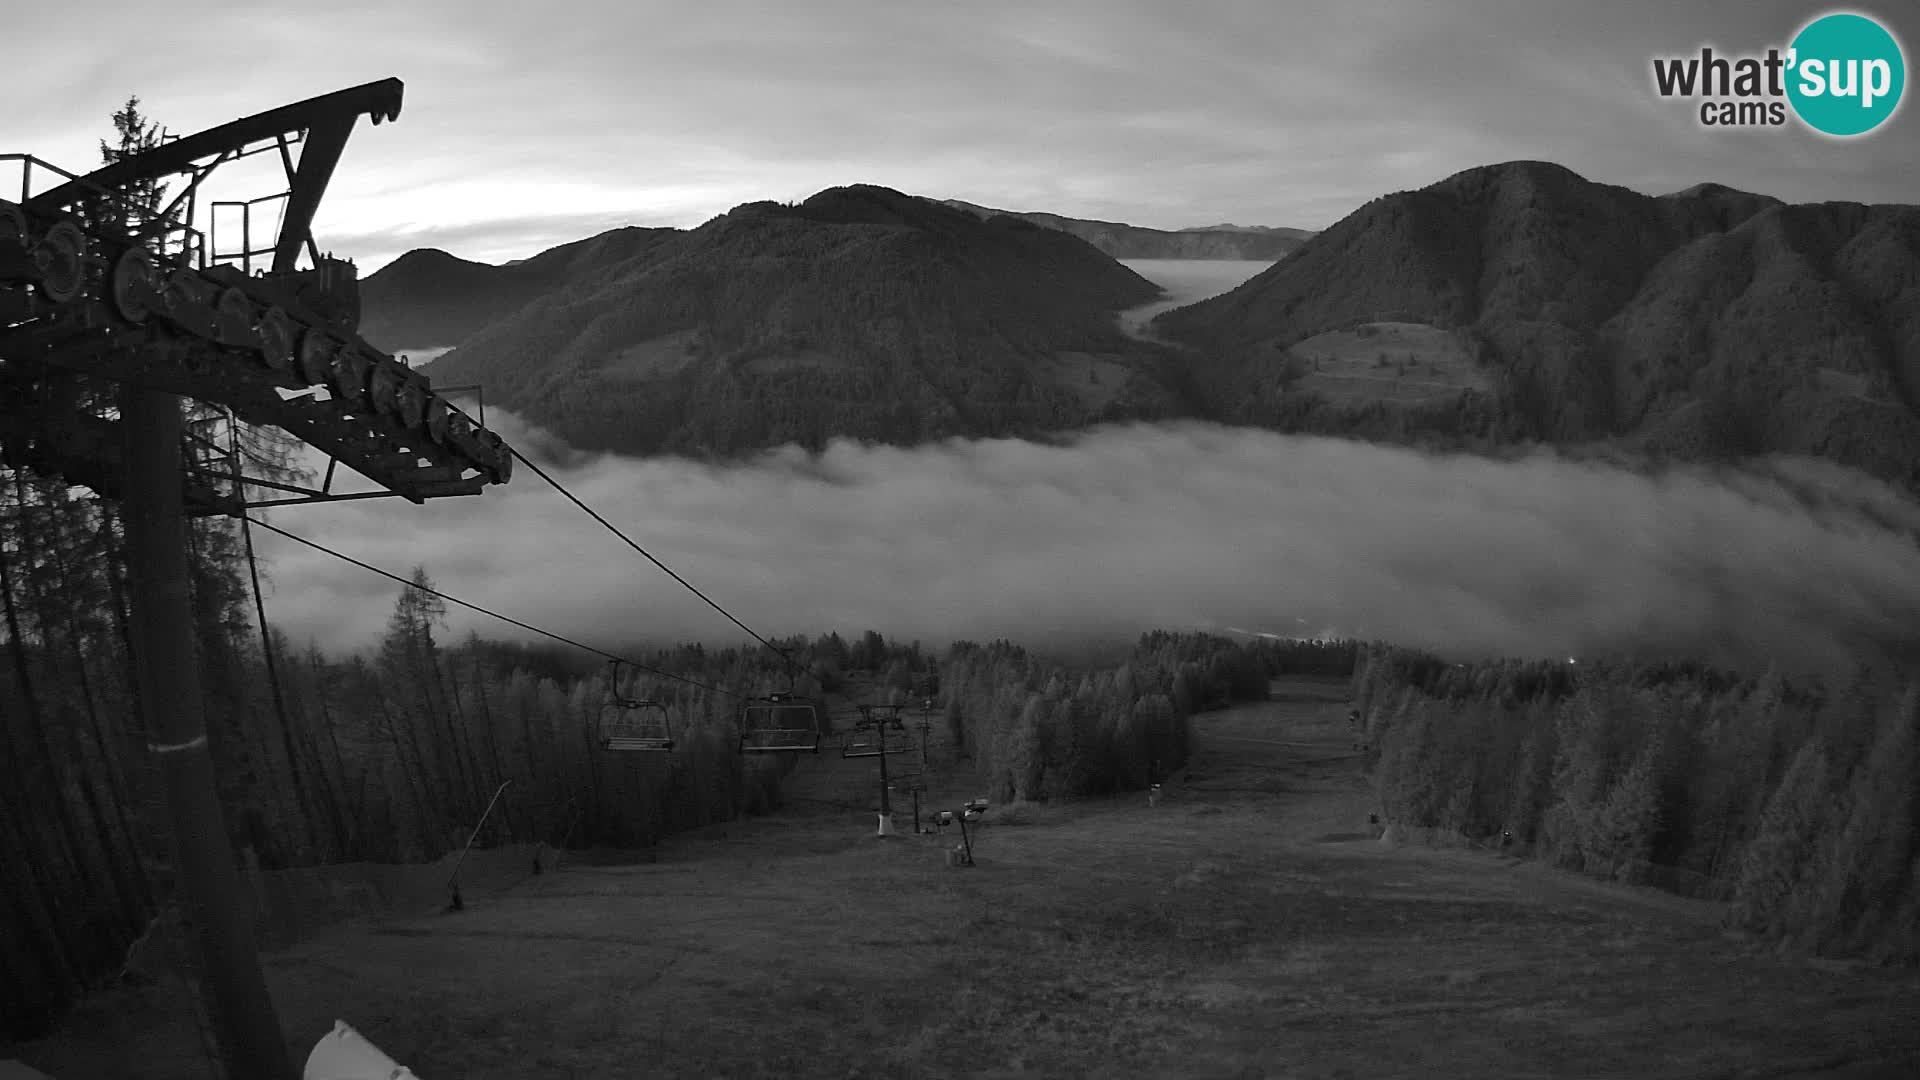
top-left (16, 679), bottom-right (1920, 1078)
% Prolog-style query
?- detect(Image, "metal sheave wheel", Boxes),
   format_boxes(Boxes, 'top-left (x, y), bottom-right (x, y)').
top-left (158, 269), bottom-right (191, 320)
top-left (110, 246), bottom-right (157, 323)
top-left (479, 430), bottom-right (512, 483)
top-left (216, 288), bottom-right (255, 346)
top-left (396, 382), bottom-right (428, 430)
top-left (34, 220), bottom-right (86, 303)
top-left (329, 346), bottom-right (371, 405)
top-left (445, 410), bottom-right (474, 446)
top-left (424, 397), bottom-right (452, 446)
top-left (369, 362), bottom-right (402, 419)
top-left (0, 204), bottom-right (27, 248)
top-left (296, 327), bottom-right (335, 384)
top-left (257, 307), bottom-right (295, 372)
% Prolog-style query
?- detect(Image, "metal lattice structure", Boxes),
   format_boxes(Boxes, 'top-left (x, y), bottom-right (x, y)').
top-left (0, 79), bottom-right (518, 1079)
top-left (0, 78), bottom-right (513, 514)
top-left (840, 703), bottom-right (910, 759)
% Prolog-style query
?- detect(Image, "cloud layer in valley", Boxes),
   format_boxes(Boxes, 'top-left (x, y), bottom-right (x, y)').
top-left (250, 415), bottom-right (1920, 677)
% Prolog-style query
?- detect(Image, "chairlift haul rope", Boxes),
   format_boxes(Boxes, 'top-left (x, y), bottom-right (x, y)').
top-left (466, 419), bottom-right (803, 681)
top-left (244, 516), bottom-right (739, 699)
top-left (247, 517), bottom-right (830, 753)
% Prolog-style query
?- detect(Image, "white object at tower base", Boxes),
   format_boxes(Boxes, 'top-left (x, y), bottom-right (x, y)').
top-left (305, 1020), bottom-right (419, 1079)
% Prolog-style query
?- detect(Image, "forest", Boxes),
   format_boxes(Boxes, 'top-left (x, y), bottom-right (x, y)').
top-left (8, 419), bottom-right (1920, 1043)
top-left (1354, 646), bottom-right (1920, 964)
top-left (0, 452), bottom-right (1328, 1039)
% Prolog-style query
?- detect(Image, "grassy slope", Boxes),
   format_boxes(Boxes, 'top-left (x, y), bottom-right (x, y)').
top-left (19, 679), bottom-right (1919, 1078)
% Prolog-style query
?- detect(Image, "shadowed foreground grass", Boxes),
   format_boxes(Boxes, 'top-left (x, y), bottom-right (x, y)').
top-left (11, 680), bottom-right (1920, 1078)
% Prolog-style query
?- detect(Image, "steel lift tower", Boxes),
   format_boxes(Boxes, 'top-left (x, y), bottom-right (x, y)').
top-left (1, 79), bottom-right (514, 1079)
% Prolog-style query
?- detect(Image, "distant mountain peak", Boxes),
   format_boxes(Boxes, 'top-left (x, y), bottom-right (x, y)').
top-left (1181, 223), bottom-right (1288, 233)
top-left (1660, 180), bottom-right (1779, 204)
top-left (380, 246), bottom-right (494, 272)
top-left (797, 184), bottom-right (980, 228)
top-left (1425, 159), bottom-right (1623, 203)
top-left (1152, 157), bottom-right (1920, 495)
top-left (927, 197), bottom-right (1312, 260)
top-left (397, 190), bottom-right (1173, 459)
top-left (358, 225), bottom-right (683, 351)
top-left (1440, 158), bottom-right (1586, 182)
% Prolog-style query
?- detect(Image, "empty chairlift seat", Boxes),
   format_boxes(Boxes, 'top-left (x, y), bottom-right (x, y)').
top-left (738, 693), bottom-right (823, 753)
top-left (597, 660), bottom-right (674, 751)
top-left (599, 699), bottom-right (674, 751)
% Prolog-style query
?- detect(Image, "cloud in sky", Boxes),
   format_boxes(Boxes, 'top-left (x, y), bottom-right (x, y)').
top-left (251, 413), bottom-right (1920, 678)
top-left (6, 0), bottom-right (1913, 270)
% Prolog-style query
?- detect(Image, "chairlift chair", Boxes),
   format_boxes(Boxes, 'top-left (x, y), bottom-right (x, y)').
top-left (600, 699), bottom-right (673, 751)
top-left (598, 661), bottom-right (674, 751)
top-left (738, 692), bottom-right (823, 753)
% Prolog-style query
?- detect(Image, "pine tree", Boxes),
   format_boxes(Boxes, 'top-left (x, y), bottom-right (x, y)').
top-left (1729, 738), bottom-right (1831, 935)
top-left (1797, 688), bottom-right (1919, 952)
top-left (1594, 731), bottom-right (1667, 882)
top-left (97, 95), bottom-right (171, 244)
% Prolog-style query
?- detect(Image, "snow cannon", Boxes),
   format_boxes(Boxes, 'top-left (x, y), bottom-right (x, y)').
top-left (305, 1021), bottom-right (418, 1079)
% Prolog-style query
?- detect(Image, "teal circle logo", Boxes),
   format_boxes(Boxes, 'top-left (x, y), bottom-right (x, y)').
top-left (1786, 12), bottom-right (1906, 136)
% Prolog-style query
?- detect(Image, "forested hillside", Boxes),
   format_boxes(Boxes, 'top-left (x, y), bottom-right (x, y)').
top-left (2, 452), bottom-right (1317, 1038)
top-left (1156, 161), bottom-right (1920, 495)
top-left (417, 185), bottom-right (1191, 457)
top-left (358, 162), bottom-right (1920, 498)
top-left (356, 227), bottom-right (682, 352)
top-left (10, 431), bottom-right (1920, 1036)
top-left (936, 198), bottom-right (1313, 259)
top-left (1354, 645), bottom-right (1920, 964)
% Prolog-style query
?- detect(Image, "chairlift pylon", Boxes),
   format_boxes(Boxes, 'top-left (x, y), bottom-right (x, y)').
top-left (841, 703), bottom-right (911, 759)
top-left (598, 660), bottom-right (674, 751)
top-left (738, 691), bottom-right (823, 753)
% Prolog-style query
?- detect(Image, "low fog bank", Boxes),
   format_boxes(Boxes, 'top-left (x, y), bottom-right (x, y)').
top-left (1115, 258), bottom-right (1272, 339)
top-left (252, 414), bottom-right (1920, 677)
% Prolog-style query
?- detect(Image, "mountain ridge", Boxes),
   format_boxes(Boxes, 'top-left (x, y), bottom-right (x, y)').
top-left (414, 184), bottom-right (1189, 457)
top-left (358, 162), bottom-right (1920, 496)
top-left (1153, 160), bottom-right (1920, 492)
top-left (935, 198), bottom-right (1312, 259)
top-left (357, 226), bottom-right (681, 351)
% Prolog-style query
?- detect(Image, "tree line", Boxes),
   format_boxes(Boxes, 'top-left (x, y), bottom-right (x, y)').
top-left (1, 449), bottom-right (1306, 1039)
top-left (1354, 645), bottom-right (1920, 964)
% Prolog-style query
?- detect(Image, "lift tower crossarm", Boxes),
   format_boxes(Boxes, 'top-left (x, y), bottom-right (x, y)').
top-left (24, 78), bottom-right (404, 272)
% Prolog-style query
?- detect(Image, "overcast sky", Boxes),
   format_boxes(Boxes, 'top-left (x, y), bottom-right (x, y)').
top-left (8, 0), bottom-right (1914, 270)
